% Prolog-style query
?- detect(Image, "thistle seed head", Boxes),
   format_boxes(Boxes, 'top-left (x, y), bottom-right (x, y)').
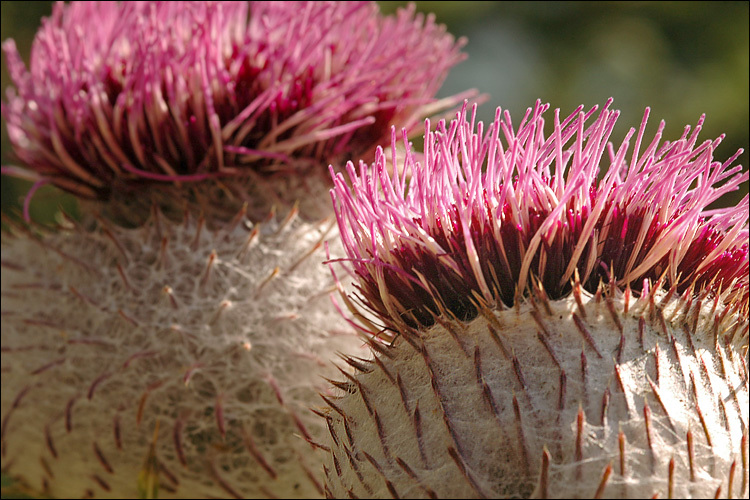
top-left (1, 207), bottom-right (366, 499)
top-left (324, 101), bottom-right (749, 498)
top-left (2, 1), bottom-right (470, 222)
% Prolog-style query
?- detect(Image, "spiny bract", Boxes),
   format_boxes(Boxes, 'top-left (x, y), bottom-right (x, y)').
top-left (1, 207), bottom-right (366, 499)
top-left (323, 101), bottom-right (749, 498)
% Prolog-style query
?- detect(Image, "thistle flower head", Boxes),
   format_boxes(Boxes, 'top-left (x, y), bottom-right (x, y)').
top-left (2, 1), bottom-right (468, 220)
top-left (324, 101), bottom-right (749, 498)
top-left (331, 99), bottom-right (749, 332)
top-left (1, 208), bottom-right (366, 499)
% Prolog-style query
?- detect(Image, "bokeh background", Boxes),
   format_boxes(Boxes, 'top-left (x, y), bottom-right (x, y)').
top-left (1, 1), bottom-right (748, 224)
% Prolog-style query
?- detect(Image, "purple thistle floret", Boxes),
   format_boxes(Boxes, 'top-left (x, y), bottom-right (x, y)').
top-left (330, 100), bottom-right (749, 331)
top-left (2, 1), bottom-right (468, 211)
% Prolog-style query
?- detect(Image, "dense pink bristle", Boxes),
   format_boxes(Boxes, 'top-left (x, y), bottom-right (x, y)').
top-left (2, 1), bottom-right (468, 204)
top-left (331, 100), bottom-right (749, 330)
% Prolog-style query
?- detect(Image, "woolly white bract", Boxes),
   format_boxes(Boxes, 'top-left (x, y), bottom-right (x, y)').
top-left (1, 209), bottom-right (366, 499)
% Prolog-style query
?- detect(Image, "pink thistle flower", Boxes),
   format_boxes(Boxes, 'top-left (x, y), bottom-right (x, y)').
top-left (331, 99), bottom-right (748, 332)
top-left (324, 100), bottom-right (749, 498)
top-left (2, 1), bottom-right (469, 220)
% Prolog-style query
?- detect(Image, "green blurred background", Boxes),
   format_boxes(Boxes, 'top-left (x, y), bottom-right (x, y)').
top-left (1, 1), bottom-right (748, 223)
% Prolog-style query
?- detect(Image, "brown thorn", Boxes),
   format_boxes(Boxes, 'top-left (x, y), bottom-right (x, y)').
top-left (558, 370), bottom-right (567, 411)
top-left (385, 480), bottom-right (399, 499)
top-left (605, 296), bottom-right (623, 334)
top-left (624, 283), bottom-right (631, 314)
top-left (511, 352), bottom-right (528, 391)
top-left (300, 457), bottom-right (324, 496)
top-left (574, 269), bottom-right (587, 319)
top-left (447, 446), bottom-right (487, 498)
top-left (689, 372), bottom-right (713, 448)
top-left (157, 236), bottom-right (169, 268)
top-left (342, 355), bottom-right (372, 374)
top-left (44, 425), bottom-right (58, 459)
top-left (30, 357), bottom-right (66, 376)
top-left (593, 462), bottom-right (613, 499)
top-left (653, 344), bottom-right (662, 386)
top-left (326, 417), bottom-right (339, 448)
top-left (117, 308), bottom-right (139, 326)
top-left (572, 312), bottom-right (603, 358)
top-left (69, 285), bottom-right (102, 309)
top-left (616, 329), bottom-right (626, 364)
top-left (320, 394), bottom-right (347, 420)
top-left (433, 313), bottom-right (469, 357)
top-left (65, 395), bottom-right (78, 433)
top-left (537, 446), bottom-right (550, 499)
top-left (173, 417), bottom-right (186, 467)
top-left (101, 226), bottom-right (129, 264)
top-left (396, 374), bottom-right (410, 414)
top-left (530, 308), bottom-right (551, 338)
top-left (91, 474), bottom-right (111, 492)
top-left (215, 394), bottom-right (226, 439)
top-left (241, 425), bottom-right (277, 479)
top-left (371, 355), bottom-right (395, 385)
top-left (581, 348), bottom-right (589, 407)
top-left (396, 457), bottom-right (437, 499)
top-left (222, 201), bottom-right (249, 239)
top-left (486, 323), bottom-right (510, 359)
top-left (372, 410), bottom-right (391, 460)
top-left (412, 403), bottom-right (428, 468)
top-left (236, 225), bottom-right (259, 261)
top-left (643, 398), bottom-right (656, 472)
top-left (656, 307), bottom-right (669, 338)
top-left (40, 456), bottom-right (53, 479)
top-left (646, 376), bottom-right (677, 438)
top-left (638, 316), bottom-right (646, 350)
top-left (354, 379), bottom-right (374, 416)
top-left (190, 214), bottom-right (205, 251)
top-left (209, 300), bottom-right (232, 325)
top-left (93, 442), bottom-right (113, 474)
top-left (159, 462), bottom-right (179, 488)
top-left (343, 417), bottom-right (355, 450)
top-left (209, 457), bottom-right (244, 499)
top-left (668, 456), bottom-right (675, 499)
top-left (575, 405), bottom-right (584, 479)
top-left (619, 430), bottom-right (626, 477)
top-left (536, 330), bottom-right (561, 369)
top-left (86, 372), bottom-right (113, 401)
top-left (513, 394), bottom-right (531, 476)
top-left (728, 460), bottom-right (736, 500)
top-left (474, 346), bottom-right (484, 386)
top-left (343, 445), bottom-right (373, 495)
top-left (601, 387), bottom-right (611, 426)
top-left (116, 263), bottom-right (133, 292)
top-left (686, 428), bottom-right (695, 482)
top-left (199, 249), bottom-right (217, 288)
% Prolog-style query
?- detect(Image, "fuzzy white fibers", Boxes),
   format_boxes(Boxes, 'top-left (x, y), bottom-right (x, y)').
top-left (0, 210), bottom-right (367, 499)
top-left (324, 288), bottom-right (748, 498)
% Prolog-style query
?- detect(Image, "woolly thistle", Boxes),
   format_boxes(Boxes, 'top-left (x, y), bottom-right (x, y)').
top-left (324, 101), bottom-right (749, 498)
top-left (0, 206), bottom-right (368, 499)
top-left (1, 1), bottom-right (470, 223)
